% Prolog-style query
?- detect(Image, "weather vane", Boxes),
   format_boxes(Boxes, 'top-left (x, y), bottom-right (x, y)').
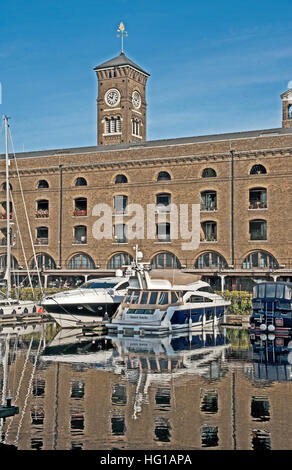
top-left (117, 22), bottom-right (128, 54)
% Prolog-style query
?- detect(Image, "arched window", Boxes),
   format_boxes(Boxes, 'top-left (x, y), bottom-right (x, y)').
top-left (0, 254), bottom-right (19, 270)
top-left (250, 164), bottom-right (267, 175)
top-left (38, 180), bottom-right (49, 189)
top-left (68, 253), bottom-right (95, 269)
top-left (107, 252), bottom-right (133, 269)
top-left (201, 191), bottom-right (217, 211)
top-left (0, 201), bottom-right (13, 219)
top-left (36, 200), bottom-right (49, 218)
top-left (249, 188), bottom-right (267, 209)
top-left (156, 223), bottom-right (171, 242)
top-left (36, 227), bottom-right (48, 245)
top-left (114, 195), bottom-right (128, 215)
top-left (74, 226), bottom-right (87, 244)
top-left (31, 253), bottom-right (56, 270)
top-left (73, 198), bottom-right (87, 216)
top-left (132, 118), bottom-right (140, 136)
top-left (157, 171), bottom-right (171, 181)
top-left (288, 104), bottom-right (292, 119)
top-left (114, 224), bottom-right (128, 243)
top-left (75, 177), bottom-right (87, 187)
top-left (115, 174), bottom-right (128, 184)
top-left (105, 116), bottom-right (121, 134)
top-left (151, 252), bottom-right (181, 269)
top-left (249, 219), bottom-right (267, 240)
top-left (1, 182), bottom-right (13, 191)
top-left (242, 251), bottom-right (278, 269)
top-left (156, 193), bottom-right (171, 213)
top-left (194, 252), bottom-right (228, 269)
top-left (201, 221), bottom-right (217, 242)
top-left (202, 168), bottom-right (217, 178)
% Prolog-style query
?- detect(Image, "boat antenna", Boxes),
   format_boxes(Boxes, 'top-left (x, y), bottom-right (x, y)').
top-left (3, 115), bottom-right (11, 298)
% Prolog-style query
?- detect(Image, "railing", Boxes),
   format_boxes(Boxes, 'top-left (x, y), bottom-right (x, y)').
top-left (35, 238), bottom-right (48, 245)
top-left (249, 201), bottom-right (267, 209)
top-left (35, 210), bottom-right (49, 218)
top-left (73, 210), bottom-right (87, 216)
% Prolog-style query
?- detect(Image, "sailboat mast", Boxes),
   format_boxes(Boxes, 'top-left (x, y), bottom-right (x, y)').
top-left (4, 115), bottom-right (11, 298)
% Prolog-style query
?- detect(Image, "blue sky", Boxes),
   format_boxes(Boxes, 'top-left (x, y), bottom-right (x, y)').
top-left (0, 0), bottom-right (292, 152)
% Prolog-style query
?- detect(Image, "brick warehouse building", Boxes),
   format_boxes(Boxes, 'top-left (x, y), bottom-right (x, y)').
top-left (1, 50), bottom-right (292, 290)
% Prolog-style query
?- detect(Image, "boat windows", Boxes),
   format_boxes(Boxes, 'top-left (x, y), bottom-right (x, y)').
top-left (171, 292), bottom-right (179, 304)
top-left (187, 295), bottom-right (213, 303)
top-left (116, 282), bottom-right (129, 291)
top-left (127, 309), bottom-right (155, 315)
top-left (159, 292), bottom-right (169, 305)
top-left (149, 292), bottom-right (158, 304)
top-left (276, 284), bottom-right (284, 299)
top-left (125, 290), bottom-right (133, 303)
top-left (253, 286), bottom-right (258, 298)
top-left (81, 281), bottom-right (120, 289)
top-left (197, 286), bottom-right (214, 293)
top-left (140, 292), bottom-right (149, 304)
top-left (132, 291), bottom-right (140, 304)
top-left (258, 284), bottom-right (265, 298)
top-left (266, 284), bottom-right (276, 298)
top-left (285, 286), bottom-right (292, 300)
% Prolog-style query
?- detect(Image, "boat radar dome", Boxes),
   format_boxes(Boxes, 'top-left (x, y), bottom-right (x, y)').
top-left (115, 269), bottom-right (123, 277)
top-left (137, 251), bottom-right (143, 261)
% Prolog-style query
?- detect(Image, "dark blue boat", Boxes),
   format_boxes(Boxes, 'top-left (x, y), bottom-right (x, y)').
top-left (249, 281), bottom-right (292, 336)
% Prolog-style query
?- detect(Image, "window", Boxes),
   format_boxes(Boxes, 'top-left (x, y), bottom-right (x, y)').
top-left (201, 426), bottom-right (218, 448)
top-left (202, 168), bottom-right (217, 178)
top-left (242, 251), bottom-right (278, 269)
top-left (74, 226), bottom-right (87, 244)
top-left (37, 180), bottom-right (49, 189)
top-left (114, 224), bottom-right (128, 243)
top-left (249, 188), bottom-right (267, 209)
top-left (114, 195), bottom-right (128, 215)
top-left (107, 252), bottom-right (133, 269)
top-left (0, 254), bottom-right (19, 270)
top-left (36, 227), bottom-right (48, 245)
top-left (156, 223), bottom-right (170, 242)
top-left (68, 253), bottom-right (95, 269)
top-left (157, 171), bottom-right (171, 181)
top-left (132, 118), bottom-right (140, 136)
top-left (250, 164), bottom-right (267, 175)
top-left (156, 193), bottom-right (171, 213)
top-left (105, 116), bottom-right (121, 134)
top-left (31, 253), bottom-right (56, 270)
top-left (288, 104), bottom-right (292, 119)
top-left (201, 191), bottom-right (217, 211)
top-left (115, 174), bottom-right (128, 184)
top-left (249, 220), bottom-right (267, 240)
top-left (1, 182), bottom-right (12, 191)
top-left (201, 221), bottom-right (217, 242)
top-left (36, 200), bottom-right (49, 218)
top-left (194, 252), bottom-right (227, 269)
top-left (75, 177), bottom-right (87, 187)
top-left (201, 390), bottom-right (218, 414)
top-left (112, 384), bottom-right (127, 405)
top-left (154, 417), bottom-right (171, 443)
top-left (151, 252), bottom-right (181, 269)
top-left (73, 198), bottom-right (87, 216)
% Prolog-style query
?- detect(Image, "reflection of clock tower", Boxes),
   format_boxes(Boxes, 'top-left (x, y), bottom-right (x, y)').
top-left (94, 46), bottom-right (150, 146)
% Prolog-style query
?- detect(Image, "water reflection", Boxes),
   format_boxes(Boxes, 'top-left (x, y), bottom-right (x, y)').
top-left (1, 324), bottom-right (292, 449)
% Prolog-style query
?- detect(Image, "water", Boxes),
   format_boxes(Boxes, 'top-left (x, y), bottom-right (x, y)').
top-left (0, 322), bottom-right (292, 451)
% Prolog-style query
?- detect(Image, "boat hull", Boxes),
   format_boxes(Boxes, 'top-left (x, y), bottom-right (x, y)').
top-left (46, 302), bottom-right (121, 328)
top-left (107, 307), bottom-right (225, 337)
top-left (0, 301), bottom-right (40, 316)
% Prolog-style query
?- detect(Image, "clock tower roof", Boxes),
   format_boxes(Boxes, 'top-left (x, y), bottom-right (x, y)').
top-left (94, 52), bottom-right (150, 77)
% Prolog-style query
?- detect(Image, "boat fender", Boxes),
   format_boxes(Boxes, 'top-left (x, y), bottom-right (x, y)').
top-left (260, 324), bottom-right (267, 331)
top-left (23, 308), bottom-right (28, 314)
top-left (12, 309), bottom-right (16, 315)
top-left (267, 324), bottom-right (275, 332)
top-left (38, 307), bottom-right (44, 313)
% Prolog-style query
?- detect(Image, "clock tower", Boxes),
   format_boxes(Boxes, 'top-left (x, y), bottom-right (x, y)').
top-left (281, 85), bottom-right (292, 128)
top-left (94, 29), bottom-right (150, 146)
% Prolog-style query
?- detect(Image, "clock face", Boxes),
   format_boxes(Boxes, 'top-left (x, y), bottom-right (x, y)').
top-left (132, 91), bottom-right (141, 109)
top-left (105, 88), bottom-right (120, 107)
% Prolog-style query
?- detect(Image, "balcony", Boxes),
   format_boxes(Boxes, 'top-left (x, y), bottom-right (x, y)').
top-left (35, 238), bottom-right (48, 245)
top-left (35, 209), bottom-right (49, 218)
top-left (73, 210), bottom-right (87, 217)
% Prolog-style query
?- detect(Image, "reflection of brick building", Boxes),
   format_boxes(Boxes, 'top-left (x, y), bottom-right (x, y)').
top-left (1, 50), bottom-right (292, 290)
top-left (2, 331), bottom-right (292, 450)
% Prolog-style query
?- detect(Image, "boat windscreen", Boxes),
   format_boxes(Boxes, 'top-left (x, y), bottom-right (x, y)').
top-left (81, 281), bottom-right (119, 289)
